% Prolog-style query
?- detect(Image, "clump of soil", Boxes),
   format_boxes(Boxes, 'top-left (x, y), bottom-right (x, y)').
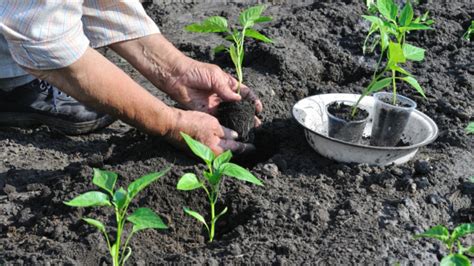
top-left (327, 102), bottom-right (368, 121)
top-left (217, 100), bottom-right (255, 142)
top-left (378, 94), bottom-right (414, 108)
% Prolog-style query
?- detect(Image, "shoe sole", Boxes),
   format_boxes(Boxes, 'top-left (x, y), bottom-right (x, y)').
top-left (0, 112), bottom-right (117, 135)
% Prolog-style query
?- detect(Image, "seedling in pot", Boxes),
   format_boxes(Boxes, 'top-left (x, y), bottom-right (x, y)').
top-left (353, 0), bottom-right (434, 146)
top-left (185, 5), bottom-right (273, 141)
top-left (414, 223), bottom-right (474, 266)
top-left (326, 101), bottom-right (369, 143)
top-left (64, 168), bottom-right (169, 266)
top-left (177, 132), bottom-right (263, 242)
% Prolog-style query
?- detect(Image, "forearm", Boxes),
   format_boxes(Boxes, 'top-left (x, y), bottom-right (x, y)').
top-left (109, 33), bottom-right (190, 95)
top-left (25, 47), bottom-right (178, 136)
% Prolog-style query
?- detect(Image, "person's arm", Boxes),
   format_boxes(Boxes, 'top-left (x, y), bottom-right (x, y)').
top-left (109, 33), bottom-right (263, 116)
top-left (25, 47), bottom-right (244, 154)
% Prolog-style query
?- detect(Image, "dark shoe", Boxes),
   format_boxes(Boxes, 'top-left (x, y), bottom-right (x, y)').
top-left (0, 79), bottom-right (116, 135)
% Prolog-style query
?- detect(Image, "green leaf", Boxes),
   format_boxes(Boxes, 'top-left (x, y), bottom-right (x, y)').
top-left (127, 208), bottom-right (167, 232)
top-left (221, 163), bottom-right (263, 186)
top-left (82, 217), bottom-right (106, 232)
top-left (401, 76), bottom-right (426, 98)
top-left (366, 77), bottom-right (393, 95)
top-left (183, 207), bottom-right (208, 228)
top-left (204, 171), bottom-right (221, 186)
top-left (466, 122), bottom-right (474, 134)
top-left (440, 254), bottom-right (471, 266)
top-left (451, 223), bottom-right (474, 242)
top-left (421, 11), bottom-right (430, 22)
top-left (465, 246), bottom-right (474, 256)
top-left (400, 23), bottom-right (432, 31)
top-left (127, 168), bottom-right (170, 200)
top-left (239, 5), bottom-right (265, 28)
top-left (254, 16), bottom-right (272, 23)
top-left (177, 173), bottom-right (202, 191)
top-left (388, 42), bottom-right (406, 65)
top-left (469, 176), bottom-right (474, 183)
top-left (414, 225), bottom-right (450, 242)
top-left (398, 3), bottom-right (413, 27)
top-left (376, 0), bottom-right (397, 21)
top-left (213, 150), bottom-right (232, 170)
top-left (391, 65), bottom-right (411, 76)
top-left (64, 191), bottom-right (111, 207)
top-left (214, 207), bottom-right (228, 222)
top-left (229, 44), bottom-right (240, 70)
top-left (403, 44), bottom-right (425, 61)
top-left (113, 187), bottom-right (128, 210)
top-left (180, 132), bottom-right (215, 164)
top-left (185, 16), bottom-right (228, 33)
top-left (92, 168), bottom-right (117, 196)
top-left (213, 44), bottom-right (227, 54)
top-left (245, 28), bottom-right (273, 43)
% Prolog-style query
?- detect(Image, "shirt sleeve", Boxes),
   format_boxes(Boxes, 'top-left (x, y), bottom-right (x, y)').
top-left (81, 0), bottom-right (160, 48)
top-left (0, 1), bottom-right (89, 70)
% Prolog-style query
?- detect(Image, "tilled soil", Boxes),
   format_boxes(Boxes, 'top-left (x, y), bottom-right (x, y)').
top-left (1, 1), bottom-right (473, 265)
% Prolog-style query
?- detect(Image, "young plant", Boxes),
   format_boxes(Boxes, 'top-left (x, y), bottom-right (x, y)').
top-left (176, 132), bottom-right (263, 242)
top-left (185, 5), bottom-right (273, 94)
top-left (64, 168), bottom-right (169, 266)
top-left (466, 122), bottom-right (474, 134)
top-left (352, 0), bottom-right (433, 116)
top-left (415, 224), bottom-right (474, 266)
top-left (462, 21), bottom-right (474, 41)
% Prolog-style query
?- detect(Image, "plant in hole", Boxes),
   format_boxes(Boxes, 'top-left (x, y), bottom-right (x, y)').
top-left (466, 122), bottom-right (474, 134)
top-left (176, 132), bottom-right (263, 242)
top-left (185, 5), bottom-right (273, 94)
top-left (415, 223), bottom-right (474, 266)
top-left (352, 0), bottom-right (434, 116)
top-left (64, 168), bottom-right (169, 266)
top-left (462, 21), bottom-right (474, 41)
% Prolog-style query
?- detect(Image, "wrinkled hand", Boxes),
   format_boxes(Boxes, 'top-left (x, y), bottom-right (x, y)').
top-left (167, 109), bottom-right (255, 155)
top-left (164, 59), bottom-right (262, 126)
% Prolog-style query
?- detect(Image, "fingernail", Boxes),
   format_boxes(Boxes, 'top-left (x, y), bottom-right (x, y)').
top-left (231, 130), bottom-right (239, 139)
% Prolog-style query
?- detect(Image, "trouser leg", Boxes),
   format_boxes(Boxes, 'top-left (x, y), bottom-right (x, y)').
top-left (0, 34), bottom-right (35, 90)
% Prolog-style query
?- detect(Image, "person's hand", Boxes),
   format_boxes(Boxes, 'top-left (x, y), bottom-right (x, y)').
top-left (163, 59), bottom-right (263, 126)
top-left (166, 109), bottom-right (255, 155)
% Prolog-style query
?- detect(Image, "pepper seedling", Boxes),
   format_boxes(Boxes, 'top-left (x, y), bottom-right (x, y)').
top-left (462, 21), bottom-right (474, 41)
top-left (466, 122), bottom-right (474, 134)
top-left (185, 5), bottom-right (273, 94)
top-left (352, 0), bottom-right (433, 116)
top-left (64, 168), bottom-right (169, 266)
top-left (177, 132), bottom-right (263, 242)
top-left (415, 223), bottom-right (474, 266)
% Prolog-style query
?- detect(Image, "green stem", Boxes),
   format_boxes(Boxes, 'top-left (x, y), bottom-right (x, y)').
top-left (209, 200), bottom-right (216, 242)
top-left (119, 231), bottom-right (134, 265)
top-left (113, 207), bottom-right (122, 266)
top-left (392, 69), bottom-right (397, 105)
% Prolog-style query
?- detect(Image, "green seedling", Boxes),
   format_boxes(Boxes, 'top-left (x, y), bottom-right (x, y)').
top-left (352, 0), bottom-right (434, 116)
top-left (466, 122), bottom-right (474, 134)
top-left (185, 5), bottom-right (273, 94)
top-left (177, 132), bottom-right (263, 242)
top-left (64, 168), bottom-right (169, 266)
top-left (415, 224), bottom-right (474, 266)
top-left (462, 21), bottom-right (474, 41)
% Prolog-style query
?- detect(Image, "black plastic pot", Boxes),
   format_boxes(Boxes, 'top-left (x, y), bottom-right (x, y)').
top-left (370, 92), bottom-right (417, 147)
top-left (326, 101), bottom-right (369, 143)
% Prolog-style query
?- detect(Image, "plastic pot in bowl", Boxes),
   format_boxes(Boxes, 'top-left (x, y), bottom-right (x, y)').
top-left (370, 92), bottom-right (417, 147)
top-left (326, 101), bottom-right (369, 143)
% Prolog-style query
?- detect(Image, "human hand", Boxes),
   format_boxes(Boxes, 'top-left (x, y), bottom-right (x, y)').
top-left (166, 109), bottom-right (255, 155)
top-left (163, 59), bottom-right (263, 126)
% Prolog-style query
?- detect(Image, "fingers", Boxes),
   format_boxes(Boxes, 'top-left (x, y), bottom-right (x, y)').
top-left (218, 139), bottom-right (256, 155)
top-left (213, 72), bottom-right (241, 102)
top-left (234, 80), bottom-right (263, 114)
top-left (254, 116), bottom-right (262, 127)
top-left (222, 127), bottom-right (239, 140)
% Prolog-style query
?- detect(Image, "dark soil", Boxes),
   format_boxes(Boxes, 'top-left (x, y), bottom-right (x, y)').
top-left (327, 102), bottom-right (368, 121)
top-left (217, 100), bottom-right (255, 142)
top-left (1, 1), bottom-right (473, 265)
top-left (379, 94), bottom-right (414, 108)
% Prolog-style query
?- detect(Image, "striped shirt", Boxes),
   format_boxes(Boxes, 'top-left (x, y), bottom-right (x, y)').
top-left (0, 0), bottom-right (160, 70)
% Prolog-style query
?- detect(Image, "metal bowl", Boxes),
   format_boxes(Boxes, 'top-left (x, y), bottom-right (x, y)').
top-left (292, 93), bottom-right (438, 165)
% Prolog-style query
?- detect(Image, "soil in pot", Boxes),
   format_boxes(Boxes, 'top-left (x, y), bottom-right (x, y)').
top-left (370, 92), bottom-right (416, 147)
top-left (217, 100), bottom-right (255, 142)
top-left (326, 101), bottom-right (369, 143)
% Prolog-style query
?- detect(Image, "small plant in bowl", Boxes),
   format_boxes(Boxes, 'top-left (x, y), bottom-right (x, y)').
top-left (414, 223), bottom-right (474, 266)
top-left (64, 168), bottom-right (169, 266)
top-left (177, 132), bottom-right (263, 242)
top-left (185, 5), bottom-right (273, 141)
top-left (352, 0), bottom-right (433, 147)
top-left (326, 101), bottom-right (369, 143)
